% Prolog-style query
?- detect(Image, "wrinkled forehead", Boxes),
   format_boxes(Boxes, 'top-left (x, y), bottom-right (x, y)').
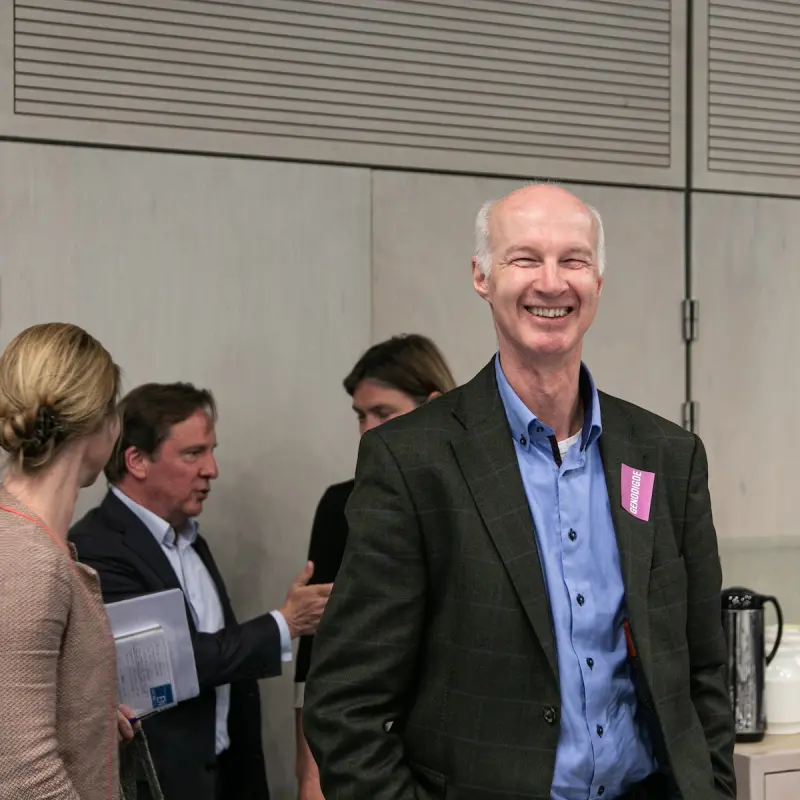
top-left (492, 200), bottom-right (597, 255)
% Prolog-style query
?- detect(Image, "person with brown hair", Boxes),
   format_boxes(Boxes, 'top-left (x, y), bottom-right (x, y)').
top-left (70, 382), bottom-right (332, 800)
top-left (294, 333), bottom-right (457, 800)
top-left (0, 322), bottom-right (128, 800)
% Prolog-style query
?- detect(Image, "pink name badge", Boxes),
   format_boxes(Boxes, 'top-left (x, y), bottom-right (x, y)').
top-left (621, 464), bottom-right (655, 522)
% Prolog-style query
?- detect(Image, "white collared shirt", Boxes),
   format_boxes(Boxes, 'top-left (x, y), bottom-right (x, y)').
top-left (112, 487), bottom-right (292, 755)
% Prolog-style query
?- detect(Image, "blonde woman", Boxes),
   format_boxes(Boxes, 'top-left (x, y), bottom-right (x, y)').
top-left (0, 323), bottom-right (135, 799)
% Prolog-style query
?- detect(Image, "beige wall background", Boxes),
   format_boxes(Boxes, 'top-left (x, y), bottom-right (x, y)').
top-left (1, 1), bottom-right (800, 797)
top-left (0, 143), bottom-right (373, 792)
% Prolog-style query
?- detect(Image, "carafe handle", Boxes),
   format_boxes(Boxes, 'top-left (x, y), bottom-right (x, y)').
top-left (764, 595), bottom-right (784, 665)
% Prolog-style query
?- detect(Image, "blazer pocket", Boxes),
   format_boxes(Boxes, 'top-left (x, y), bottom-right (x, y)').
top-left (649, 556), bottom-right (687, 595)
top-left (409, 761), bottom-right (447, 799)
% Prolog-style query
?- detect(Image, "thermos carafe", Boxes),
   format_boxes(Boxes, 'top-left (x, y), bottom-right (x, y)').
top-left (722, 586), bottom-right (783, 742)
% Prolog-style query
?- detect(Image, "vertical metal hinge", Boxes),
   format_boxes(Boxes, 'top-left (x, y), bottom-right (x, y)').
top-left (682, 400), bottom-right (698, 433)
top-left (682, 298), bottom-right (699, 343)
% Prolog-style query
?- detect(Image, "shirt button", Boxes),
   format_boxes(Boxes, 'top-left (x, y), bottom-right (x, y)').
top-left (568, 529), bottom-right (577, 541)
top-left (576, 594), bottom-right (585, 606)
top-left (586, 657), bottom-right (594, 669)
top-left (536, 426), bottom-right (543, 432)
top-left (596, 724), bottom-right (604, 737)
top-left (598, 788), bottom-right (605, 796)
top-left (543, 707), bottom-right (557, 724)
top-left (519, 435), bottom-right (527, 445)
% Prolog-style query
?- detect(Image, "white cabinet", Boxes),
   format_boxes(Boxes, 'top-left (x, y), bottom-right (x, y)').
top-left (735, 735), bottom-right (800, 800)
top-left (764, 772), bottom-right (800, 800)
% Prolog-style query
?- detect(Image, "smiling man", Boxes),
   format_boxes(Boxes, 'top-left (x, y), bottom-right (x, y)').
top-left (70, 382), bottom-right (332, 800)
top-left (303, 185), bottom-right (736, 800)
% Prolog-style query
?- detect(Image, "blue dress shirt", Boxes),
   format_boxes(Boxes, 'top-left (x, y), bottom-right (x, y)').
top-left (494, 358), bottom-right (656, 800)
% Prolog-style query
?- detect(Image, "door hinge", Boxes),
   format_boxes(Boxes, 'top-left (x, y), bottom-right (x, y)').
top-left (682, 298), bottom-right (699, 343)
top-left (682, 400), bottom-right (698, 433)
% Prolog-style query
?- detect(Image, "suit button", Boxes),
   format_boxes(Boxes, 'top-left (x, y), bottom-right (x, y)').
top-left (543, 707), bottom-right (557, 724)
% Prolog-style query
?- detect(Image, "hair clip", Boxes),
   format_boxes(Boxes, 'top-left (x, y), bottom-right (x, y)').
top-left (32, 405), bottom-right (66, 449)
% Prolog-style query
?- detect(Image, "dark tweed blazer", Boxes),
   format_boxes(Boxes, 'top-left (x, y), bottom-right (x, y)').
top-left (303, 360), bottom-right (736, 800)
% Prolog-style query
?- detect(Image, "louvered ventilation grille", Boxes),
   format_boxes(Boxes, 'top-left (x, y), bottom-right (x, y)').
top-left (14, 0), bottom-right (673, 169)
top-left (708, 0), bottom-right (800, 178)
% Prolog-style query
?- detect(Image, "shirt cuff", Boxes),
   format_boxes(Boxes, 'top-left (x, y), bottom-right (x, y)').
top-left (269, 610), bottom-right (293, 662)
top-left (294, 681), bottom-right (305, 708)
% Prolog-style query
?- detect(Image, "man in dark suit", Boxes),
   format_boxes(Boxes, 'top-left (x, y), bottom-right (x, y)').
top-left (70, 382), bottom-right (331, 800)
top-left (303, 185), bottom-right (736, 799)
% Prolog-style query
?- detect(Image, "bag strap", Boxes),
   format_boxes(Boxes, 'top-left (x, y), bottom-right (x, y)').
top-left (120, 728), bottom-right (164, 800)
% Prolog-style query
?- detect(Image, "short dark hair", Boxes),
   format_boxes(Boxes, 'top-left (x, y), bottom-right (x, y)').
top-left (343, 334), bottom-right (456, 402)
top-left (105, 382), bottom-right (216, 484)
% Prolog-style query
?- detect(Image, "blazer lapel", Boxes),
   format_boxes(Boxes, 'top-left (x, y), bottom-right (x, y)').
top-left (598, 395), bottom-right (657, 675)
top-left (100, 491), bottom-right (182, 592)
top-left (451, 361), bottom-right (559, 683)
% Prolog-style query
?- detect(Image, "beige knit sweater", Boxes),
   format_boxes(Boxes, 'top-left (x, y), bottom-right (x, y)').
top-left (0, 485), bottom-right (119, 800)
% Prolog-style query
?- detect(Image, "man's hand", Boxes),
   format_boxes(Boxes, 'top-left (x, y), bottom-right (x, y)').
top-left (117, 704), bottom-right (141, 745)
top-left (281, 562), bottom-right (333, 639)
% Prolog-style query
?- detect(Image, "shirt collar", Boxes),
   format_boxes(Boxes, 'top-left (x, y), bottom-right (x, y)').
top-left (111, 486), bottom-right (199, 548)
top-left (494, 354), bottom-right (602, 451)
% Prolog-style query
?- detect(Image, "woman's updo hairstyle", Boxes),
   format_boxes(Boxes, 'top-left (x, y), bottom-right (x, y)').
top-left (0, 323), bottom-right (120, 473)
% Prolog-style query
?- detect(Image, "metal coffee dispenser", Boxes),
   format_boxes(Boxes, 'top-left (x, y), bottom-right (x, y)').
top-left (722, 586), bottom-right (783, 742)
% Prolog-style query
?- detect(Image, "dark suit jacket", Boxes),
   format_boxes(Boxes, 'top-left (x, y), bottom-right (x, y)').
top-left (303, 360), bottom-right (736, 800)
top-left (295, 479), bottom-right (354, 686)
top-left (69, 491), bottom-right (281, 800)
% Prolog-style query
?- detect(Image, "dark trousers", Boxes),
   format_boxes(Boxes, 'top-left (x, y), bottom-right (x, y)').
top-left (136, 750), bottom-right (233, 800)
top-left (213, 749), bottom-right (233, 800)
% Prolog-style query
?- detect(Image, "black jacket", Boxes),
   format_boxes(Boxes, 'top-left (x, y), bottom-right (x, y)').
top-left (70, 490), bottom-right (282, 800)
